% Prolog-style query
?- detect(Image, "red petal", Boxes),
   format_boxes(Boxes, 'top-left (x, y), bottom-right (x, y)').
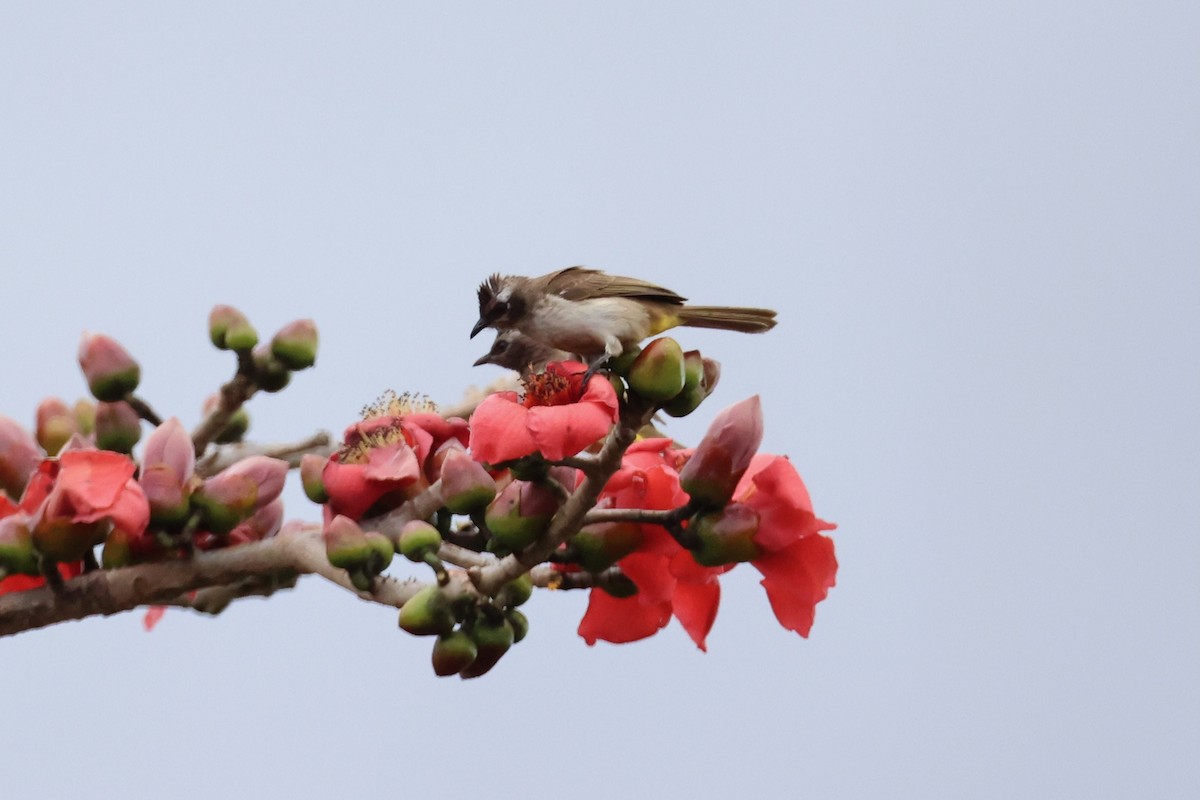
top-left (672, 576), bottom-right (720, 652)
top-left (107, 479), bottom-right (150, 535)
top-left (526, 402), bottom-right (615, 460)
top-left (577, 589), bottom-right (672, 646)
top-left (469, 394), bottom-right (538, 464)
top-left (754, 533), bottom-right (838, 637)
top-left (143, 606), bottom-right (167, 631)
top-left (743, 456), bottom-right (825, 551)
top-left (363, 443), bottom-right (421, 483)
top-left (618, 551), bottom-right (676, 604)
top-left (56, 450), bottom-right (137, 522)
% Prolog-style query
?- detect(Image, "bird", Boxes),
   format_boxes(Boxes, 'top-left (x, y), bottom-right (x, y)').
top-left (470, 267), bottom-right (777, 366)
top-left (473, 329), bottom-right (579, 376)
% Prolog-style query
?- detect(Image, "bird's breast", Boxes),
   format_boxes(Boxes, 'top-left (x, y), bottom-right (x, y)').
top-left (520, 296), bottom-right (653, 355)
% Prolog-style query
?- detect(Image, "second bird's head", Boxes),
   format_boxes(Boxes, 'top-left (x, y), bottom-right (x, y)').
top-left (471, 274), bottom-right (527, 338)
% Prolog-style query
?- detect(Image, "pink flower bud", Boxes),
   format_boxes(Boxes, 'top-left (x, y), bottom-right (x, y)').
top-left (439, 448), bottom-right (497, 514)
top-left (678, 395), bottom-right (764, 508)
top-left (142, 418), bottom-right (195, 484)
top-left (228, 498), bottom-right (285, 545)
top-left (95, 401), bottom-right (142, 454)
top-left (192, 456), bottom-right (288, 534)
top-left (35, 398), bottom-right (77, 456)
top-left (0, 415), bottom-right (41, 499)
top-left (208, 305), bottom-right (258, 351)
top-left (323, 514), bottom-right (372, 569)
top-left (571, 520), bottom-right (644, 572)
top-left (78, 333), bottom-right (141, 402)
top-left (270, 319), bottom-right (319, 370)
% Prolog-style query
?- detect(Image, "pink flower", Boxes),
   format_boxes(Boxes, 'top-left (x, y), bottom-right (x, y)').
top-left (470, 362), bottom-right (619, 464)
top-left (192, 456), bottom-right (288, 534)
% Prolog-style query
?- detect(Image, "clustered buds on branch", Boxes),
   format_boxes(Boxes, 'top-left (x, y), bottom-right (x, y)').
top-left (0, 310), bottom-right (837, 683)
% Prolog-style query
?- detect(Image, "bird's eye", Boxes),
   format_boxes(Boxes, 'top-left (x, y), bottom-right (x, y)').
top-left (494, 301), bottom-right (509, 315)
top-left (495, 339), bottom-right (509, 352)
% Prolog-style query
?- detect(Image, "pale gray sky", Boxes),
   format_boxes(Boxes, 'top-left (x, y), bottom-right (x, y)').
top-left (2, 3), bottom-right (1197, 798)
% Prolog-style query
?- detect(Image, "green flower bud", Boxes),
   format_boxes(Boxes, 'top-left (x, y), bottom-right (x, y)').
top-left (270, 319), bottom-right (319, 370)
top-left (625, 337), bottom-right (686, 401)
top-left (398, 585), bottom-right (455, 637)
top-left (432, 629), bottom-right (478, 677)
top-left (399, 520), bottom-right (443, 562)
top-left (484, 480), bottom-right (558, 551)
top-left (300, 454), bottom-right (329, 504)
top-left (0, 514), bottom-right (39, 575)
top-left (497, 573), bottom-right (534, 608)
top-left (439, 449), bottom-right (497, 514)
top-left (690, 503), bottom-right (761, 567)
top-left (661, 350), bottom-right (717, 418)
top-left (506, 608), bottom-right (529, 643)
top-left (365, 531), bottom-right (394, 573)
top-left (571, 521), bottom-right (643, 572)
top-left (95, 401), bottom-right (142, 454)
top-left (459, 616), bottom-right (515, 679)
top-left (252, 346), bottom-right (291, 393)
top-left (209, 305), bottom-right (258, 351)
top-left (323, 514), bottom-right (372, 569)
top-left (78, 333), bottom-right (141, 402)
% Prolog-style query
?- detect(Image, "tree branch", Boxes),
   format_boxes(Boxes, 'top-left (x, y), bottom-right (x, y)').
top-left (195, 431), bottom-right (335, 477)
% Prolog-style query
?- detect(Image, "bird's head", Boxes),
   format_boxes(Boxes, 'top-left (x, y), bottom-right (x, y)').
top-left (471, 274), bottom-right (526, 338)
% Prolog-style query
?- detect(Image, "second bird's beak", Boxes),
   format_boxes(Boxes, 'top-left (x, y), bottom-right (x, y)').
top-left (470, 318), bottom-right (487, 338)
top-left (472, 353), bottom-right (492, 367)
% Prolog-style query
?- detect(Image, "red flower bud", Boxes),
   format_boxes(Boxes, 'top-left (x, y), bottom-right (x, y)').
top-left (208, 305), bottom-right (258, 351)
top-left (78, 333), bottom-right (141, 402)
top-left (439, 448), bottom-right (497, 514)
top-left (270, 319), bottom-right (319, 370)
top-left (0, 415), bottom-right (41, 498)
top-left (192, 456), bottom-right (288, 534)
top-left (95, 401), bottom-right (142, 454)
top-left (626, 337), bottom-right (686, 401)
top-left (678, 395), bottom-right (764, 508)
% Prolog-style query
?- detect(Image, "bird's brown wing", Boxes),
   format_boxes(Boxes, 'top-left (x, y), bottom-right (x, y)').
top-left (541, 266), bottom-right (687, 304)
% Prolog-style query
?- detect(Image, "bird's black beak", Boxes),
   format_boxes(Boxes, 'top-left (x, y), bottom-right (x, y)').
top-left (470, 318), bottom-right (487, 339)
top-left (472, 353), bottom-right (492, 367)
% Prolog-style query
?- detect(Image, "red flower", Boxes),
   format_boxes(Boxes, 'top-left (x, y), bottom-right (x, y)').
top-left (469, 362), bottom-right (619, 464)
top-left (576, 438), bottom-right (727, 651)
top-left (737, 455), bottom-right (838, 637)
top-left (0, 450), bottom-right (147, 595)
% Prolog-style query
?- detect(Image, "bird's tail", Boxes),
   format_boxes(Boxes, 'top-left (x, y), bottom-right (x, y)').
top-left (675, 305), bottom-right (777, 334)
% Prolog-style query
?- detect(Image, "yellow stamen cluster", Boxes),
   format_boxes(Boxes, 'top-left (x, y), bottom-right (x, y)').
top-left (360, 389), bottom-right (438, 420)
